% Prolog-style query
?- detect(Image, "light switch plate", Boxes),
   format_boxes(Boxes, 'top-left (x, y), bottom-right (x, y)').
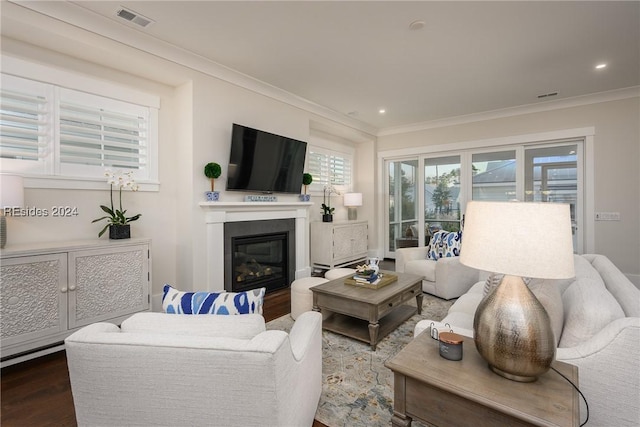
top-left (595, 212), bottom-right (621, 221)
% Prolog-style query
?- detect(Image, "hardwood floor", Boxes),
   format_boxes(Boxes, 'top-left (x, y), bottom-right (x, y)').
top-left (1, 287), bottom-right (328, 427)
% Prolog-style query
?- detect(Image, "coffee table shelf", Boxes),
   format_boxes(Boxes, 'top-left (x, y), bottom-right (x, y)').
top-left (322, 305), bottom-right (416, 345)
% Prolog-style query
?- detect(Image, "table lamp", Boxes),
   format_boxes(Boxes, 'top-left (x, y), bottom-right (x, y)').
top-left (0, 174), bottom-right (25, 249)
top-left (459, 200), bottom-right (575, 382)
top-left (343, 193), bottom-right (362, 220)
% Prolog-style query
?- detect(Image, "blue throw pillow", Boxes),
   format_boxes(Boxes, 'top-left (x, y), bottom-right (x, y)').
top-left (427, 230), bottom-right (462, 259)
top-left (162, 284), bottom-right (265, 315)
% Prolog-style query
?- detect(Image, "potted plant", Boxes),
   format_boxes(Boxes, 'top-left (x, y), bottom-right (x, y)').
top-left (300, 173), bottom-right (313, 201)
top-left (321, 185), bottom-right (338, 222)
top-left (204, 162), bottom-right (222, 201)
top-left (92, 169), bottom-right (141, 239)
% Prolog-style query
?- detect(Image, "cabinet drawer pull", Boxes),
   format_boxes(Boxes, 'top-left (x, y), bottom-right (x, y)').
top-left (61, 287), bottom-right (67, 293)
top-left (388, 302), bottom-right (394, 307)
top-left (69, 285), bottom-right (76, 291)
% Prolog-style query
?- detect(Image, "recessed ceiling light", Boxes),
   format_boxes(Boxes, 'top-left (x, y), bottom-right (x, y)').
top-left (595, 63), bottom-right (607, 69)
top-left (409, 20), bottom-right (426, 31)
top-left (378, 109), bottom-right (386, 114)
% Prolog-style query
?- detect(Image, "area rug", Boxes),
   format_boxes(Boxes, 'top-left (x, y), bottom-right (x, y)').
top-left (266, 294), bottom-right (454, 427)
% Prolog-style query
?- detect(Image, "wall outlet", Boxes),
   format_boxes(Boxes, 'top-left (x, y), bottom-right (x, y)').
top-left (595, 212), bottom-right (621, 221)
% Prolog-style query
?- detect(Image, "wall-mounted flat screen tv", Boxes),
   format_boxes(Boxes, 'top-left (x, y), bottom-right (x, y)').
top-left (226, 123), bottom-right (308, 194)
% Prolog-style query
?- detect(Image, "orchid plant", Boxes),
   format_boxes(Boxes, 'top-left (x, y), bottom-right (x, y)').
top-left (321, 184), bottom-right (339, 215)
top-left (92, 169), bottom-right (141, 237)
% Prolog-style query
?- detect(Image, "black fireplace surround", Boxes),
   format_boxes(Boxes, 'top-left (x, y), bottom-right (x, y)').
top-left (224, 219), bottom-right (296, 294)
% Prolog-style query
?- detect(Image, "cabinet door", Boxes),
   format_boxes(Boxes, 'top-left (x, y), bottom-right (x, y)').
top-left (332, 224), bottom-right (355, 261)
top-left (351, 223), bottom-right (368, 255)
top-left (0, 254), bottom-right (68, 351)
top-left (68, 244), bottom-right (149, 329)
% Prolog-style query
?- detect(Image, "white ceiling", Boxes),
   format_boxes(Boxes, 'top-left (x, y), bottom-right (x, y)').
top-left (5, 1), bottom-right (640, 132)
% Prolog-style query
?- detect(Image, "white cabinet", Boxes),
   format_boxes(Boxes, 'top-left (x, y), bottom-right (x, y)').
top-left (310, 221), bottom-right (368, 269)
top-left (1, 238), bottom-right (151, 364)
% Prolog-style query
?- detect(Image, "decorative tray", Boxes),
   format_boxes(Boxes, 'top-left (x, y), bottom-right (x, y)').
top-left (344, 273), bottom-right (398, 290)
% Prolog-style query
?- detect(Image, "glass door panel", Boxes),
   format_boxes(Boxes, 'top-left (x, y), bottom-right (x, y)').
top-left (424, 156), bottom-right (461, 236)
top-left (472, 150), bottom-right (517, 201)
top-left (524, 145), bottom-right (578, 251)
top-left (388, 159), bottom-right (419, 252)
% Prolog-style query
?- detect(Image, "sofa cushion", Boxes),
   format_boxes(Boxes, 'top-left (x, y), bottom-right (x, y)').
top-left (121, 312), bottom-right (266, 339)
top-left (585, 254), bottom-right (640, 317)
top-left (427, 230), bottom-right (462, 260)
top-left (559, 278), bottom-right (625, 348)
top-left (529, 280), bottom-right (564, 345)
top-left (162, 284), bottom-right (265, 315)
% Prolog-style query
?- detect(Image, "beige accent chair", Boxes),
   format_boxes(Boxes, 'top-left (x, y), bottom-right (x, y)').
top-left (395, 246), bottom-right (478, 300)
top-left (65, 311), bottom-right (323, 427)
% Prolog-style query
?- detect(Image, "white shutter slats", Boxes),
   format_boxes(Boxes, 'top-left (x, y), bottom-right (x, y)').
top-left (59, 100), bottom-right (147, 171)
top-left (307, 148), bottom-right (352, 189)
top-left (0, 87), bottom-right (49, 161)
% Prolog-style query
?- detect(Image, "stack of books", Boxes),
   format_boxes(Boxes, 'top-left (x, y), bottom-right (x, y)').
top-left (353, 273), bottom-right (381, 286)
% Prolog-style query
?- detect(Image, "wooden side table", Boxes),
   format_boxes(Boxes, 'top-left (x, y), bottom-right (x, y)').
top-left (385, 332), bottom-right (579, 427)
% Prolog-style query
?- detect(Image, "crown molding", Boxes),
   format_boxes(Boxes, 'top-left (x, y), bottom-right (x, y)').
top-left (5, 1), bottom-right (378, 137)
top-left (377, 86), bottom-right (640, 137)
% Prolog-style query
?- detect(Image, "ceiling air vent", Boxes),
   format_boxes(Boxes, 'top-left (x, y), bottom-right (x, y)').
top-left (537, 92), bottom-right (558, 99)
top-left (116, 7), bottom-right (155, 28)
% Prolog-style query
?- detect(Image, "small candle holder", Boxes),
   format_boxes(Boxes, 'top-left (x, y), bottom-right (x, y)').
top-left (438, 331), bottom-right (464, 361)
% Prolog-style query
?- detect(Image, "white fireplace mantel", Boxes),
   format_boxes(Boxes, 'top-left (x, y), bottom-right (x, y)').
top-left (199, 201), bottom-right (313, 292)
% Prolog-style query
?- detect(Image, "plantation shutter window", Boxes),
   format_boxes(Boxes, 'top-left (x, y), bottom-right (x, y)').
top-left (0, 75), bottom-right (51, 173)
top-left (0, 67), bottom-right (158, 186)
top-left (59, 88), bottom-right (149, 177)
top-left (307, 146), bottom-right (352, 191)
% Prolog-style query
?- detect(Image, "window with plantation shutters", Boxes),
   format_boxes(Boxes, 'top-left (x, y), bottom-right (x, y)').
top-left (306, 146), bottom-right (352, 191)
top-left (0, 72), bottom-right (157, 186)
top-left (58, 88), bottom-right (148, 176)
top-left (0, 74), bottom-right (51, 173)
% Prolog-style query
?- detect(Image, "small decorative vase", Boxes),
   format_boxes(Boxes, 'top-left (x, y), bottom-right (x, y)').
top-left (205, 191), bottom-right (220, 201)
top-left (322, 214), bottom-right (333, 222)
top-left (299, 194), bottom-right (310, 202)
top-left (109, 224), bottom-right (131, 240)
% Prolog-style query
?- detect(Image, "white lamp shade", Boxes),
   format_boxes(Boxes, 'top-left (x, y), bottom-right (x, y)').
top-left (0, 174), bottom-right (24, 208)
top-left (343, 193), bottom-right (362, 207)
top-left (460, 201), bottom-right (575, 279)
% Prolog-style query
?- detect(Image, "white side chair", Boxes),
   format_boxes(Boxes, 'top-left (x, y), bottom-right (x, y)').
top-left (65, 311), bottom-right (323, 427)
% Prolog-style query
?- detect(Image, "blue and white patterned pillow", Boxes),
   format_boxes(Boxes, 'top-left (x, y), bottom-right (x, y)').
top-left (427, 230), bottom-right (462, 260)
top-left (162, 284), bottom-right (265, 315)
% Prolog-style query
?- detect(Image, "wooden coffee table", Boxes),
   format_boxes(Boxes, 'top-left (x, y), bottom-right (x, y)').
top-left (385, 331), bottom-right (580, 426)
top-left (311, 270), bottom-right (423, 351)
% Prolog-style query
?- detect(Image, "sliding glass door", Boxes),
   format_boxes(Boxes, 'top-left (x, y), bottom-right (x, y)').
top-left (524, 144), bottom-right (579, 251)
top-left (387, 159), bottom-right (418, 252)
top-left (424, 156), bottom-right (462, 237)
top-left (383, 139), bottom-right (583, 258)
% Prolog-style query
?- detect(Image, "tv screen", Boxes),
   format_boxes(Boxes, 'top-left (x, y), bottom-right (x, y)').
top-left (226, 123), bottom-right (308, 194)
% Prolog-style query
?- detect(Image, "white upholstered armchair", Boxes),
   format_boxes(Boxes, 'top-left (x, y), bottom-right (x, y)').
top-left (65, 311), bottom-right (323, 427)
top-left (395, 246), bottom-right (478, 300)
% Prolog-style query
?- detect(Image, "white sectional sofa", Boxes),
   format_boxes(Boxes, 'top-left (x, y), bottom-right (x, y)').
top-left (415, 254), bottom-right (640, 427)
top-left (65, 311), bottom-right (323, 427)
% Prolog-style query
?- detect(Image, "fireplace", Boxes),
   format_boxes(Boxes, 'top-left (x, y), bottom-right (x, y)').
top-left (224, 219), bottom-right (296, 293)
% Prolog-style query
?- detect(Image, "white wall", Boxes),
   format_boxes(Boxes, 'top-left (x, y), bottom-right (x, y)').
top-left (0, 14), bottom-right (376, 305)
top-left (378, 98), bottom-right (640, 283)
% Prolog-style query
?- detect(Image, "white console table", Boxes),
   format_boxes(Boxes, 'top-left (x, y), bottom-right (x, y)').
top-left (0, 238), bottom-right (151, 366)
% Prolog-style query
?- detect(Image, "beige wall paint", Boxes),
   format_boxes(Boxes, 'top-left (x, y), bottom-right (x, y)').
top-left (378, 98), bottom-right (640, 281)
